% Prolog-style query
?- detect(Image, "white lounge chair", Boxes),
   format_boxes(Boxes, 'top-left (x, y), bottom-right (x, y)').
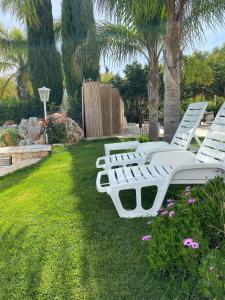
top-left (96, 102), bottom-right (207, 170)
top-left (96, 103), bottom-right (225, 218)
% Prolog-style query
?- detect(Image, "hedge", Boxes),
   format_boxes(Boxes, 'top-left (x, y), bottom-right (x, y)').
top-left (0, 97), bottom-right (44, 125)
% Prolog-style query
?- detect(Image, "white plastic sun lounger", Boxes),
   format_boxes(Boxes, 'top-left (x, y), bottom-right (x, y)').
top-left (96, 103), bottom-right (225, 218)
top-left (96, 102), bottom-right (207, 170)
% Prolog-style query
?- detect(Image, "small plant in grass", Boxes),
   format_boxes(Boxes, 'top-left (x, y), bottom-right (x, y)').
top-left (137, 134), bottom-right (149, 143)
top-left (0, 127), bottom-right (19, 146)
top-left (146, 177), bottom-right (225, 298)
top-left (198, 246), bottom-right (225, 299)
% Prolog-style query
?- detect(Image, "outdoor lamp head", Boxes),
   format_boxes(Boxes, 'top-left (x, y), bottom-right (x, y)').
top-left (38, 87), bottom-right (50, 102)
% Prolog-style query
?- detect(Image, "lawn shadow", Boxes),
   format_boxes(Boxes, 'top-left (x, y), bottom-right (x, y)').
top-left (0, 224), bottom-right (47, 299)
top-left (69, 140), bottom-right (192, 300)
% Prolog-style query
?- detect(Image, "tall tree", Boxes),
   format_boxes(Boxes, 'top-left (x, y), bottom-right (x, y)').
top-left (27, 0), bottom-right (63, 104)
top-left (2, 0), bottom-right (63, 105)
top-left (95, 0), bottom-right (225, 141)
top-left (61, 0), bottom-right (99, 98)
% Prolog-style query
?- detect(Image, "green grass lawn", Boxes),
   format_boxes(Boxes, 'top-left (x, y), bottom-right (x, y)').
top-left (0, 139), bottom-right (197, 299)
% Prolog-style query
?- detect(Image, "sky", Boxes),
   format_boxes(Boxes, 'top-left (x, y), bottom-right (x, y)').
top-left (1, 0), bottom-right (225, 75)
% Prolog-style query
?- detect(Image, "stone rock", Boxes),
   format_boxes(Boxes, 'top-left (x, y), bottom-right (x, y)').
top-left (27, 117), bottom-right (43, 141)
top-left (18, 117), bottom-right (45, 145)
top-left (3, 124), bottom-right (18, 129)
top-left (66, 117), bottom-right (84, 144)
top-left (16, 114), bottom-right (83, 146)
top-left (18, 119), bottom-right (28, 138)
top-left (34, 134), bottom-right (45, 145)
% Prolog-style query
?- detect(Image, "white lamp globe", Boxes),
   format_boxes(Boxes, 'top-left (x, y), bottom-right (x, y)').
top-left (38, 87), bottom-right (50, 102)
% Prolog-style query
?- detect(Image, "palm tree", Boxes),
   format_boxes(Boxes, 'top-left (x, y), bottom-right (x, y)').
top-left (77, 17), bottom-right (163, 140)
top-left (95, 0), bottom-right (225, 142)
top-left (1, 0), bottom-right (63, 105)
top-left (0, 26), bottom-right (29, 99)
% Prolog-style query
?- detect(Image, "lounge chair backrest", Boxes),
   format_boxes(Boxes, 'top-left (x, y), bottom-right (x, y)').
top-left (170, 102), bottom-right (207, 150)
top-left (196, 102), bottom-right (225, 163)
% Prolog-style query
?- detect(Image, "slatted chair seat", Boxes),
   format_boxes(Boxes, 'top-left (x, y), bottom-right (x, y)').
top-left (96, 103), bottom-right (225, 218)
top-left (96, 102), bottom-right (207, 170)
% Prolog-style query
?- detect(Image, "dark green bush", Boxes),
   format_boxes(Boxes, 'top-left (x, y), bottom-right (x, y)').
top-left (147, 178), bottom-right (225, 281)
top-left (47, 119), bottom-right (67, 144)
top-left (198, 246), bottom-right (225, 299)
top-left (0, 97), bottom-right (43, 125)
top-left (207, 97), bottom-right (224, 115)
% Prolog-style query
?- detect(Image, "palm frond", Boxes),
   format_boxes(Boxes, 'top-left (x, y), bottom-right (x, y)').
top-left (182, 0), bottom-right (225, 47)
top-left (96, 22), bottom-right (146, 61)
top-left (74, 22), bottom-right (147, 75)
top-left (0, 73), bottom-right (16, 98)
top-left (0, 60), bottom-right (18, 72)
top-left (0, 23), bottom-right (27, 53)
top-left (95, 0), bottom-right (165, 24)
top-left (1, 0), bottom-right (44, 24)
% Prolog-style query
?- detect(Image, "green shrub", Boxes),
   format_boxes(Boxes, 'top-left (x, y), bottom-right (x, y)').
top-left (147, 198), bottom-right (207, 275)
top-left (147, 178), bottom-right (225, 278)
top-left (198, 246), bottom-right (225, 300)
top-left (0, 97), bottom-right (43, 125)
top-left (137, 134), bottom-right (149, 143)
top-left (207, 96), bottom-right (224, 115)
top-left (0, 127), bottom-right (19, 146)
top-left (47, 119), bottom-right (67, 144)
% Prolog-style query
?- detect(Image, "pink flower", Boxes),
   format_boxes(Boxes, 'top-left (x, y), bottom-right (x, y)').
top-left (191, 242), bottom-right (199, 249)
top-left (183, 238), bottom-right (193, 247)
top-left (142, 235), bottom-right (151, 241)
top-left (169, 211), bottom-right (175, 217)
top-left (187, 198), bottom-right (196, 205)
top-left (183, 238), bottom-right (200, 249)
top-left (167, 202), bottom-right (174, 208)
top-left (167, 199), bottom-right (174, 204)
top-left (161, 210), bottom-right (168, 216)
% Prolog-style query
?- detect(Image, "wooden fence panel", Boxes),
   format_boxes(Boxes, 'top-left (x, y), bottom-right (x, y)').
top-left (100, 85), bottom-right (113, 136)
top-left (83, 82), bottom-right (103, 137)
top-left (83, 82), bottom-right (123, 138)
top-left (112, 88), bottom-right (122, 134)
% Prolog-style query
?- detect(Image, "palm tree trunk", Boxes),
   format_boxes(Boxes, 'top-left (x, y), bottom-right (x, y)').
top-left (163, 2), bottom-right (182, 142)
top-left (148, 49), bottom-right (159, 141)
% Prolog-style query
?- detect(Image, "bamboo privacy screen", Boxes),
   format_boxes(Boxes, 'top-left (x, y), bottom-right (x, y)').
top-left (82, 82), bottom-right (123, 138)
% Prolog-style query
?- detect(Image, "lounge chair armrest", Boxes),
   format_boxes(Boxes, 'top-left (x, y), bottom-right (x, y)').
top-left (96, 170), bottom-right (110, 192)
top-left (136, 141), bottom-right (170, 152)
top-left (143, 145), bottom-right (183, 161)
top-left (96, 156), bottom-right (106, 169)
top-left (104, 141), bottom-right (139, 156)
top-left (173, 163), bottom-right (225, 173)
top-left (151, 151), bottom-right (196, 166)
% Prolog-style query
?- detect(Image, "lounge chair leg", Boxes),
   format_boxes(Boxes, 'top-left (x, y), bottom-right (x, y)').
top-left (135, 188), bottom-right (142, 211)
top-left (150, 182), bottom-right (170, 215)
top-left (109, 181), bottom-right (170, 218)
top-left (109, 190), bottom-right (130, 218)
